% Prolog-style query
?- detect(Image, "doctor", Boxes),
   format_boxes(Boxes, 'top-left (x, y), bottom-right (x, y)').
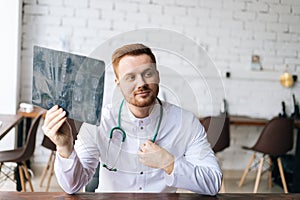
top-left (42, 43), bottom-right (222, 195)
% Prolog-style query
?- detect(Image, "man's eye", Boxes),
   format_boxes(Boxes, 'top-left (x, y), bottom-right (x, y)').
top-left (126, 75), bottom-right (135, 81)
top-left (144, 71), bottom-right (153, 78)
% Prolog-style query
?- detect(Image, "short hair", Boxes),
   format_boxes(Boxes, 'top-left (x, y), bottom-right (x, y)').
top-left (111, 43), bottom-right (156, 79)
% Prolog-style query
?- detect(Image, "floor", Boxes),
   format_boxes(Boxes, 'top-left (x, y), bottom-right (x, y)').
top-left (0, 165), bottom-right (284, 193)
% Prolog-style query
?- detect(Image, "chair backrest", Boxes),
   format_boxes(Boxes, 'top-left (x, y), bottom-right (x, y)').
top-left (201, 116), bottom-right (230, 153)
top-left (252, 117), bottom-right (294, 156)
top-left (20, 112), bottom-right (44, 161)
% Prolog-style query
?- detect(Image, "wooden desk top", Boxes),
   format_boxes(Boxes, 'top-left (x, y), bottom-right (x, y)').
top-left (18, 106), bottom-right (46, 118)
top-left (230, 115), bottom-right (300, 128)
top-left (0, 192), bottom-right (300, 199)
top-left (229, 115), bottom-right (268, 126)
top-left (0, 114), bottom-right (24, 140)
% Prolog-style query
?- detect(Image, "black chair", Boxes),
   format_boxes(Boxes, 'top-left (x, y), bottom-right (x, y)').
top-left (0, 112), bottom-right (43, 192)
top-left (201, 116), bottom-right (230, 153)
top-left (238, 117), bottom-right (294, 193)
top-left (200, 115), bottom-right (230, 193)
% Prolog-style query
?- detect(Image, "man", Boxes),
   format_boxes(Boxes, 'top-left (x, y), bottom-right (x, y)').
top-left (42, 43), bottom-right (222, 195)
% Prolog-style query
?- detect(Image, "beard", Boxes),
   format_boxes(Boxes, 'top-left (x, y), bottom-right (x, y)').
top-left (124, 84), bottom-right (159, 107)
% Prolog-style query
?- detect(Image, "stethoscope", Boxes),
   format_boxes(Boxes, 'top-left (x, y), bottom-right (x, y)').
top-left (103, 97), bottom-right (163, 172)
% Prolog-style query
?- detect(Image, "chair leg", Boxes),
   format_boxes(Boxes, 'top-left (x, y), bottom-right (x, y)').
top-left (253, 156), bottom-right (264, 193)
top-left (45, 152), bottom-right (56, 192)
top-left (239, 153), bottom-right (256, 187)
top-left (40, 151), bottom-right (54, 187)
top-left (277, 157), bottom-right (288, 193)
top-left (220, 177), bottom-right (225, 193)
top-left (18, 165), bottom-right (26, 192)
top-left (22, 161), bottom-right (34, 192)
top-left (268, 156), bottom-right (272, 189)
top-left (0, 163), bottom-right (2, 179)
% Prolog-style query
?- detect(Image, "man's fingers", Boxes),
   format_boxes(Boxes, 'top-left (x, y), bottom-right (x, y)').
top-left (139, 139), bottom-right (155, 151)
top-left (48, 105), bottom-right (59, 112)
top-left (144, 139), bottom-right (153, 144)
top-left (44, 105), bottom-right (59, 126)
top-left (47, 109), bottom-right (66, 129)
top-left (50, 117), bottom-right (67, 135)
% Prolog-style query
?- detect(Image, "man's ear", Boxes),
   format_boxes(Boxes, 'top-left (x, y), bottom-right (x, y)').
top-left (156, 70), bottom-right (160, 84)
top-left (115, 78), bottom-right (120, 87)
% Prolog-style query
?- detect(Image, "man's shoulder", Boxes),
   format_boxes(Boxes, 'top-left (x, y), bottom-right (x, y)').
top-left (163, 101), bottom-right (196, 119)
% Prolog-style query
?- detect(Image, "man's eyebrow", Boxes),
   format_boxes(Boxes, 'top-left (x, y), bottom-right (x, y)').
top-left (142, 68), bottom-right (155, 73)
top-left (123, 72), bottom-right (135, 77)
top-left (123, 66), bottom-right (153, 75)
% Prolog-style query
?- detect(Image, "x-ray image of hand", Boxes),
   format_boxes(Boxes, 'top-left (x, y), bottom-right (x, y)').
top-left (32, 46), bottom-right (105, 125)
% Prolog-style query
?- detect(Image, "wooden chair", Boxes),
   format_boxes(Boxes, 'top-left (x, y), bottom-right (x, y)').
top-left (200, 115), bottom-right (230, 193)
top-left (39, 135), bottom-right (56, 192)
top-left (238, 117), bottom-right (294, 193)
top-left (0, 112), bottom-right (43, 192)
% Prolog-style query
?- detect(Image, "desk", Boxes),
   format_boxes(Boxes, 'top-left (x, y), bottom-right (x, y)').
top-left (0, 192), bottom-right (300, 200)
top-left (0, 114), bottom-right (23, 140)
top-left (230, 115), bottom-right (300, 128)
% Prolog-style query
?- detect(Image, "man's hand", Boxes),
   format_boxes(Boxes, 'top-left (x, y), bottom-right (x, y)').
top-left (42, 105), bottom-right (74, 158)
top-left (138, 140), bottom-right (174, 174)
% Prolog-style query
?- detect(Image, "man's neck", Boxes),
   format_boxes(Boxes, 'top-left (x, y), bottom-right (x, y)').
top-left (127, 102), bottom-right (155, 118)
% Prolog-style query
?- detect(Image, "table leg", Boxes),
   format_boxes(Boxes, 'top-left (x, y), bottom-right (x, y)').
top-left (17, 120), bottom-right (24, 148)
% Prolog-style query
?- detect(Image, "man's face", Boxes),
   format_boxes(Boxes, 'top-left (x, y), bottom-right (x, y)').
top-left (115, 54), bottom-right (160, 107)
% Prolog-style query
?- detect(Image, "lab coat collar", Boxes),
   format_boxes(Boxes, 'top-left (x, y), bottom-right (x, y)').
top-left (124, 99), bottom-right (161, 127)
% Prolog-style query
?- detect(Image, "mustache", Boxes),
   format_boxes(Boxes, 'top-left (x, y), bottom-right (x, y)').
top-left (135, 85), bottom-right (151, 93)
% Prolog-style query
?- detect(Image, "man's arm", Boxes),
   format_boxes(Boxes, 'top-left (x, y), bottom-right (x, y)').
top-left (54, 123), bottom-right (99, 194)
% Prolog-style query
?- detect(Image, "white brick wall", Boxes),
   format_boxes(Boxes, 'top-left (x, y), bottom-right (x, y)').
top-left (20, 0), bottom-right (300, 170)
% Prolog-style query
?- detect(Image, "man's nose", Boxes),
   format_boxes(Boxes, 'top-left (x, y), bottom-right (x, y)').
top-left (136, 75), bottom-right (146, 87)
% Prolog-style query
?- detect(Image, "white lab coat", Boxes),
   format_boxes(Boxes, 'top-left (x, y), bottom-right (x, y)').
top-left (54, 100), bottom-right (222, 195)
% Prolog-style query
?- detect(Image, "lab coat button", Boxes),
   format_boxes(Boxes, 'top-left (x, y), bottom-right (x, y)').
top-left (140, 171), bottom-right (143, 174)
top-left (139, 187), bottom-right (142, 190)
top-left (140, 127), bottom-right (143, 130)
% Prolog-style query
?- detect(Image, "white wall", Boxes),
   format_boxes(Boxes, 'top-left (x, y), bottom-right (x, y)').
top-left (0, 0), bottom-right (22, 114)
top-left (0, 1), bottom-right (22, 151)
top-left (19, 0), bottom-right (300, 170)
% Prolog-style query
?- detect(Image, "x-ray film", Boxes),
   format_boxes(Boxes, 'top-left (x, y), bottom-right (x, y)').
top-left (32, 46), bottom-right (105, 125)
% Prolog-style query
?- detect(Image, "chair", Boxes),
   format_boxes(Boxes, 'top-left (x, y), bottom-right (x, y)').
top-left (0, 112), bottom-right (43, 192)
top-left (39, 135), bottom-right (56, 192)
top-left (200, 115), bottom-right (230, 193)
top-left (201, 116), bottom-right (230, 153)
top-left (39, 118), bottom-right (82, 191)
top-left (238, 117), bottom-right (294, 193)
